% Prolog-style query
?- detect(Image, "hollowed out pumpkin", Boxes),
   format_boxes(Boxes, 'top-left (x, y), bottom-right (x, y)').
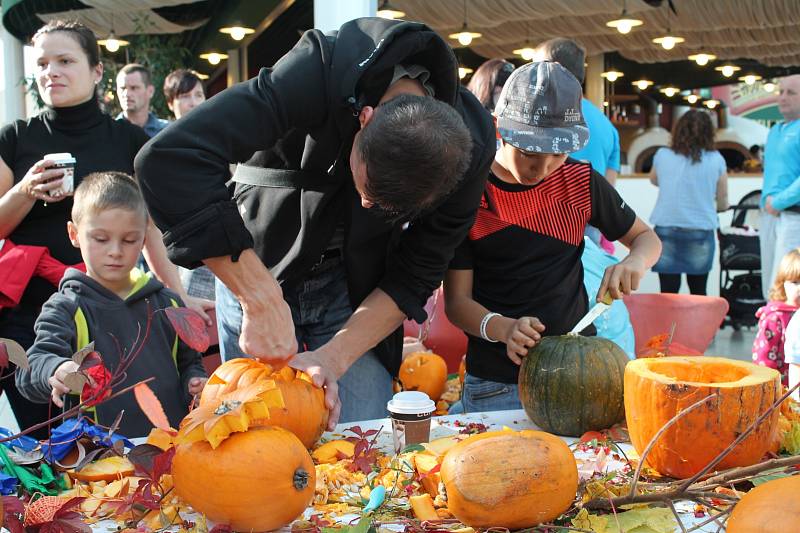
top-left (399, 352), bottom-right (448, 401)
top-left (200, 358), bottom-right (328, 448)
top-left (625, 356), bottom-right (781, 479)
top-left (518, 335), bottom-right (628, 437)
top-left (440, 430), bottom-right (578, 529)
top-left (172, 426), bottom-right (315, 532)
top-left (726, 474), bottom-right (800, 532)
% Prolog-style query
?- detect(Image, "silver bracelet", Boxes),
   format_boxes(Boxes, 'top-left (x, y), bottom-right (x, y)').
top-left (479, 312), bottom-right (501, 342)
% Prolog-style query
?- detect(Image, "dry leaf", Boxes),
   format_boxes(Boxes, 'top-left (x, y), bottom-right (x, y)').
top-left (0, 338), bottom-right (29, 370)
top-left (133, 383), bottom-right (171, 431)
top-left (62, 372), bottom-right (88, 394)
top-left (70, 342), bottom-right (95, 366)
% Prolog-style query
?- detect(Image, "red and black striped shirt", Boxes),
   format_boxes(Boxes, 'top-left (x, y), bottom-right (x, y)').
top-left (450, 159), bottom-right (635, 383)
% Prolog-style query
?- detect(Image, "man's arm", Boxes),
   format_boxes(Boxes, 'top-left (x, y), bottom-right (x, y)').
top-left (769, 173), bottom-right (800, 211)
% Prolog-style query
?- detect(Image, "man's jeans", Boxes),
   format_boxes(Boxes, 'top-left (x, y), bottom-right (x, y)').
top-left (214, 255), bottom-right (393, 423)
top-left (449, 373), bottom-right (522, 414)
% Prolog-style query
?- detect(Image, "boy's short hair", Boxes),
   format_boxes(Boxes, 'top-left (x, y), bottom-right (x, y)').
top-left (71, 172), bottom-right (148, 224)
top-left (535, 38), bottom-right (587, 84)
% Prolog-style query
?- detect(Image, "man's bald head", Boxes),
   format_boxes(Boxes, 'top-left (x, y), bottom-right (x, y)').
top-left (778, 75), bottom-right (800, 121)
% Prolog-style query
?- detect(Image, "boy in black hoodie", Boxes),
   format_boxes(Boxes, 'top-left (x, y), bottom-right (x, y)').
top-left (16, 172), bottom-right (207, 437)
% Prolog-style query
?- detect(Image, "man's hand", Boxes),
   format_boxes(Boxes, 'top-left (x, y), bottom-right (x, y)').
top-left (187, 376), bottom-right (208, 396)
top-left (765, 195), bottom-right (780, 216)
top-left (183, 295), bottom-right (215, 326)
top-left (50, 360), bottom-right (79, 407)
top-left (239, 299), bottom-right (298, 364)
top-left (502, 316), bottom-right (545, 365)
top-left (289, 350), bottom-right (343, 430)
top-left (598, 255), bottom-right (646, 300)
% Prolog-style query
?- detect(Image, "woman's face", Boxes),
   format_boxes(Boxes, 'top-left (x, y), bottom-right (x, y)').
top-left (33, 31), bottom-right (102, 108)
top-left (169, 81), bottom-right (206, 119)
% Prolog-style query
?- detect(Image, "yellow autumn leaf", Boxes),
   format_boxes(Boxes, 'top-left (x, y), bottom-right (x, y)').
top-left (603, 507), bottom-right (677, 533)
top-left (572, 508), bottom-right (608, 532)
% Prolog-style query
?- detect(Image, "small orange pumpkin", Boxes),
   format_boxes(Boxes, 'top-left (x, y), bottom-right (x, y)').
top-left (726, 475), bottom-right (800, 532)
top-left (200, 358), bottom-right (329, 448)
top-left (172, 426), bottom-right (315, 532)
top-left (399, 352), bottom-right (448, 401)
top-left (440, 429), bottom-right (578, 528)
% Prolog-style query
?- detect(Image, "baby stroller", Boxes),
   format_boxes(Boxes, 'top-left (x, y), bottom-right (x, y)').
top-left (718, 189), bottom-right (764, 330)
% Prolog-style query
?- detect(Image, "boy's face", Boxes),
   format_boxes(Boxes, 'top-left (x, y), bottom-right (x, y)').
top-left (497, 140), bottom-right (568, 186)
top-left (68, 208), bottom-right (147, 295)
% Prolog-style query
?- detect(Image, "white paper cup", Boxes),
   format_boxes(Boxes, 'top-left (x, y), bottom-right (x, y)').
top-left (43, 152), bottom-right (76, 196)
top-left (387, 391), bottom-right (435, 453)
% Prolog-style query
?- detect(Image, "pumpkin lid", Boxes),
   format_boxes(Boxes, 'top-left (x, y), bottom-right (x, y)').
top-left (387, 391), bottom-right (435, 415)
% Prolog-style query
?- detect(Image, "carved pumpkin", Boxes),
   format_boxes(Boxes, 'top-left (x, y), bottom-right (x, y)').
top-left (399, 352), bottom-right (448, 401)
top-left (726, 475), bottom-right (800, 532)
top-left (518, 335), bottom-right (628, 437)
top-left (172, 426), bottom-right (315, 532)
top-left (440, 430), bottom-right (578, 528)
top-left (625, 356), bottom-right (781, 479)
top-left (200, 358), bottom-right (329, 448)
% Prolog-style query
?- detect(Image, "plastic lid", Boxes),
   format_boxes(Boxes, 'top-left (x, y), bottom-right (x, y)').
top-left (386, 391), bottom-right (435, 415)
top-left (43, 152), bottom-right (76, 164)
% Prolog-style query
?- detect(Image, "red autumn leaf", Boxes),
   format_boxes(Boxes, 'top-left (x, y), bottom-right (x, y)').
top-left (81, 365), bottom-right (112, 407)
top-left (209, 525), bottom-right (233, 533)
top-left (76, 351), bottom-right (102, 372)
top-left (133, 383), bottom-right (171, 431)
top-left (164, 307), bottom-right (210, 352)
top-left (152, 446), bottom-right (175, 481)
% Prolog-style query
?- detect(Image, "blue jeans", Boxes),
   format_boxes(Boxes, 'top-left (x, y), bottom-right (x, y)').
top-left (214, 256), bottom-right (393, 423)
top-left (449, 373), bottom-right (521, 414)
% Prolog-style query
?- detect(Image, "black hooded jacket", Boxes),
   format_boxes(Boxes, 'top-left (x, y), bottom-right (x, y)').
top-left (16, 269), bottom-right (206, 437)
top-left (134, 18), bottom-right (495, 376)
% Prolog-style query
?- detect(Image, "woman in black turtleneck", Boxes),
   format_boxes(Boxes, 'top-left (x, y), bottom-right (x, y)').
top-left (0, 20), bottom-right (200, 437)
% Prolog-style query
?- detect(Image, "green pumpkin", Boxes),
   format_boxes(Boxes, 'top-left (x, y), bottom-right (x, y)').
top-left (518, 334), bottom-right (628, 437)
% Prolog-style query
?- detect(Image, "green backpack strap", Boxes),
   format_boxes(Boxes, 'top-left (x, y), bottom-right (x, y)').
top-left (169, 298), bottom-right (179, 368)
top-left (73, 307), bottom-right (98, 422)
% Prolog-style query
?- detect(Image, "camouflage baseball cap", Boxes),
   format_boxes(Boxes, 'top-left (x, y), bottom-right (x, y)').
top-left (495, 61), bottom-right (590, 154)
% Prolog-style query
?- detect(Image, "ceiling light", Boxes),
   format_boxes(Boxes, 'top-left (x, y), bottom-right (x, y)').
top-left (652, 35), bottom-right (684, 50)
top-left (704, 99), bottom-right (720, 109)
top-left (739, 74), bottom-right (762, 85)
top-left (513, 46), bottom-right (537, 61)
top-left (601, 70), bottom-right (624, 82)
top-left (633, 79), bottom-right (653, 90)
top-left (450, 1), bottom-right (481, 46)
top-left (450, 25), bottom-right (482, 46)
top-left (219, 25), bottom-right (255, 41)
top-left (715, 64), bottom-right (740, 77)
top-left (606, 9), bottom-right (643, 34)
top-left (376, 0), bottom-right (405, 19)
top-left (763, 81), bottom-right (776, 93)
top-left (660, 86), bottom-right (680, 97)
top-left (98, 32), bottom-right (129, 53)
top-left (688, 53), bottom-right (716, 66)
top-left (685, 94), bottom-right (699, 104)
top-left (458, 67), bottom-right (474, 80)
top-left (200, 52), bottom-right (229, 66)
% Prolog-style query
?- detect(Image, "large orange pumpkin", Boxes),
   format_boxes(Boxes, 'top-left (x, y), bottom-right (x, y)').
top-left (399, 352), bottom-right (448, 401)
top-left (440, 430), bottom-right (578, 528)
top-left (625, 356), bottom-right (781, 479)
top-left (172, 426), bottom-right (315, 532)
top-left (726, 475), bottom-right (800, 532)
top-left (200, 358), bottom-right (328, 448)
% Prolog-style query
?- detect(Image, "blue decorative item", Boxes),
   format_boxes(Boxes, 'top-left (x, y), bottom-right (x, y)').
top-left (41, 418), bottom-right (134, 462)
top-left (363, 484), bottom-right (386, 514)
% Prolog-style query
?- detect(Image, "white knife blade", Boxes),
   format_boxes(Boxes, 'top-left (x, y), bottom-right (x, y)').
top-left (569, 301), bottom-right (611, 334)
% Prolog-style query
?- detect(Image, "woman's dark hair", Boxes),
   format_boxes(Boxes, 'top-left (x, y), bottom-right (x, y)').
top-left (163, 69), bottom-right (205, 102)
top-left (671, 109), bottom-right (715, 163)
top-left (32, 20), bottom-right (100, 67)
top-left (466, 59), bottom-right (515, 111)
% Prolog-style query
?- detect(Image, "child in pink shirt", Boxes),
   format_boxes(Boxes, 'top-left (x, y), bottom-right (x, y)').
top-left (753, 249), bottom-right (800, 385)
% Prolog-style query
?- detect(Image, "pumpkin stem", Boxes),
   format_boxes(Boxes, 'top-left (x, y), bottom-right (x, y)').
top-left (293, 468), bottom-right (310, 490)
